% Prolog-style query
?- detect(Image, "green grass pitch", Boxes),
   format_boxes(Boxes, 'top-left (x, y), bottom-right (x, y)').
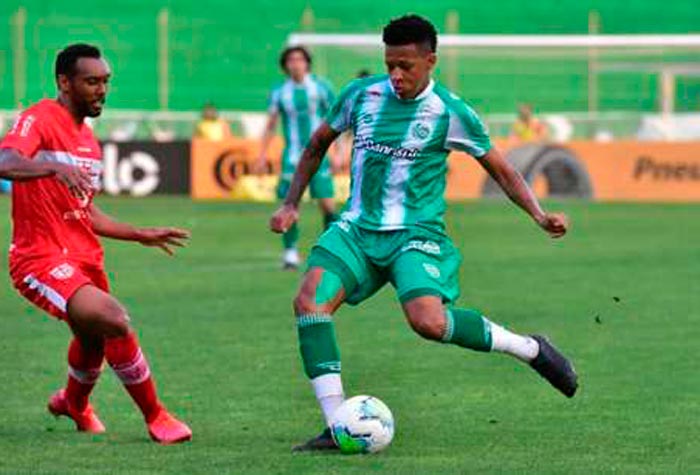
top-left (0, 197), bottom-right (698, 474)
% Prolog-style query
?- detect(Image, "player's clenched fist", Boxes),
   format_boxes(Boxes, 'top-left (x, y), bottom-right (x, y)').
top-left (270, 204), bottom-right (299, 233)
top-left (536, 212), bottom-right (569, 239)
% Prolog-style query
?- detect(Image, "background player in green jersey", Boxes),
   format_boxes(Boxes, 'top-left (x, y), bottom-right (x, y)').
top-left (270, 15), bottom-right (578, 451)
top-left (258, 46), bottom-right (341, 269)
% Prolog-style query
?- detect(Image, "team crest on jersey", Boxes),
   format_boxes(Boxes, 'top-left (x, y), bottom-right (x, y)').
top-left (412, 122), bottom-right (431, 140)
top-left (423, 263), bottom-right (441, 279)
top-left (50, 263), bottom-right (75, 280)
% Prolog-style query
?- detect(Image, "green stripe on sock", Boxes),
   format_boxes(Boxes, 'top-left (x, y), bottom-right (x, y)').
top-left (443, 308), bottom-right (493, 352)
top-left (297, 313), bottom-right (341, 379)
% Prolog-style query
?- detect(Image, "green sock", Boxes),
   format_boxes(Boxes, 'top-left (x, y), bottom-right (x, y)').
top-left (283, 222), bottom-right (299, 249)
top-left (297, 313), bottom-right (341, 379)
top-left (442, 308), bottom-right (493, 352)
top-left (323, 213), bottom-right (338, 230)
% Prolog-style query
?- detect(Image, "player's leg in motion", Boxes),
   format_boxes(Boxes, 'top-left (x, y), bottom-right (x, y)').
top-left (282, 222), bottom-right (301, 269)
top-left (64, 285), bottom-right (192, 444)
top-left (402, 296), bottom-right (578, 397)
top-left (48, 329), bottom-right (107, 433)
top-left (292, 267), bottom-right (346, 451)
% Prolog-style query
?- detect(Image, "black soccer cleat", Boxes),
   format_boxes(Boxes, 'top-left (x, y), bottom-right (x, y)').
top-left (292, 427), bottom-right (338, 452)
top-left (529, 335), bottom-right (578, 398)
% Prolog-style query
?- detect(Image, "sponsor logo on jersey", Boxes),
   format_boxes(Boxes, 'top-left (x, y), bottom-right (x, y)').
top-left (49, 263), bottom-right (75, 280)
top-left (401, 240), bottom-right (441, 255)
top-left (63, 209), bottom-right (90, 221)
top-left (355, 134), bottom-right (419, 160)
top-left (423, 263), bottom-right (441, 279)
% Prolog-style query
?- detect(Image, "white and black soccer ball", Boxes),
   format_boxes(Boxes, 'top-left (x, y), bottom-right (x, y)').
top-left (330, 395), bottom-right (395, 454)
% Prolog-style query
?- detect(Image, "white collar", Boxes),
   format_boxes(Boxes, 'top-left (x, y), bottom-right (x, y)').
top-left (289, 74), bottom-right (310, 86)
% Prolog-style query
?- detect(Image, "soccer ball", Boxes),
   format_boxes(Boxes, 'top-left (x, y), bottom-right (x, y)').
top-left (330, 395), bottom-right (395, 454)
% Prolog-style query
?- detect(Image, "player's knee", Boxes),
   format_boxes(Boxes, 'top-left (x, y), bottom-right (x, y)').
top-left (405, 302), bottom-right (446, 341)
top-left (293, 288), bottom-right (317, 315)
top-left (293, 268), bottom-right (342, 316)
top-left (99, 300), bottom-right (131, 337)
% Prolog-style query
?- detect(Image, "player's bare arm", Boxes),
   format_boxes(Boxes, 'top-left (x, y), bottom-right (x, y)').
top-left (0, 147), bottom-right (92, 197)
top-left (269, 122), bottom-right (340, 233)
top-left (89, 203), bottom-right (190, 255)
top-left (255, 111), bottom-right (279, 174)
top-left (477, 147), bottom-right (568, 238)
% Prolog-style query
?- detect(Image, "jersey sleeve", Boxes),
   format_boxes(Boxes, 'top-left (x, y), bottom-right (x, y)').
top-left (0, 110), bottom-right (43, 158)
top-left (267, 87), bottom-right (281, 115)
top-left (325, 79), bottom-right (363, 133)
top-left (444, 100), bottom-right (493, 159)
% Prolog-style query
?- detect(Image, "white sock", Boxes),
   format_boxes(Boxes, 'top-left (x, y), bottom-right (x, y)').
top-left (311, 373), bottom-right (344, 427)
top-left (489, 321), bottom-right (540, 363)
top-left (283, 248), bottom-right (300, 265)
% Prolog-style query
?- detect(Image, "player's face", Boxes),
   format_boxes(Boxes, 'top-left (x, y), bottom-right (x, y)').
top-left (61, 57), bottom-right (111, 118)
top-left (285, 51), bottom-right (309, 80)
top-left (384, 44), bottom-right (436, 100)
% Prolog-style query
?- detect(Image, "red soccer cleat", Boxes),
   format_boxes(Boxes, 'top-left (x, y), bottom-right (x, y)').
top-left (147, 409), bottom-right (192, 445)
top-left (48, 389), bottom-right (106, 434)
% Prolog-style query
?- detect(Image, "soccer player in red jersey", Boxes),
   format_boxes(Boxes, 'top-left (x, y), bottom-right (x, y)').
top-left (0, 44), bottom-right (192, 444)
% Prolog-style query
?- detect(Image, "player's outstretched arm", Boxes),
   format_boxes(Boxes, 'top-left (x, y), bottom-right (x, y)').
top-left (477, 147), bottom-right (568, 238)
top-left (269, 123), bottom-right (340, 233)
top-left (0, 148), bottom-right (92, 197)
top-left (89, 203), bottom-right (190, 255)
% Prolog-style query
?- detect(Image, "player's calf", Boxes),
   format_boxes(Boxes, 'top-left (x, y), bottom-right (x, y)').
top-left (294, 267), bottom-right (346, 431)
top-left (402, 296), bottom-right (578, 397)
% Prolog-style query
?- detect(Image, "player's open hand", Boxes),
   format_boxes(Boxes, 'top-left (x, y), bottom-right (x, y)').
top-left (53, 163), bottom-right (93, 200)
top-left (536, 212), bottom-right (569, 239)
top-left (137, 227), bottom-right (191, 255)
top-left (270, 204), bottom-right (299, 234)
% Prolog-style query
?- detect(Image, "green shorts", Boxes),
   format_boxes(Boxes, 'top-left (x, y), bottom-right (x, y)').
top-left (277, 168), bottom-right (335, 200)
top-left (307, 220), bottom-right (462, 306)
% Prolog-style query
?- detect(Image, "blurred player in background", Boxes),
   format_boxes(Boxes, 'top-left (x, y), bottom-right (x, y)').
top-left (194, 102), bottom-right (232, 141)
top-left (508, 103), bottom-right (549, 147)
top-left (0, 44), bottom-right (192, 444)
top-left (257, 46), bottom-right (341, 269)
top-left (270, 15), bottom-right (578, 451)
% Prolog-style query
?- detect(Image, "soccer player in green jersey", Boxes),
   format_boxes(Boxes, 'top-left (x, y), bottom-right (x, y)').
top-left (258, 46), bottom-right (340, 269)
top-left (270, 15), bottom-right (578, 451)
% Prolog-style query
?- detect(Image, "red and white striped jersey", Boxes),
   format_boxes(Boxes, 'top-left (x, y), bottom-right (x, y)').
top-left (1, 99), bottom-right (104, 265)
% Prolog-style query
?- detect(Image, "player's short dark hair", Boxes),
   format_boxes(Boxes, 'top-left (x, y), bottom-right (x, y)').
top-left (279, 46), bottom-right (312, 71)
top-left (55, 43), bottom-right (102, 79)
top-left (382, 14), bottom-right (438, 53)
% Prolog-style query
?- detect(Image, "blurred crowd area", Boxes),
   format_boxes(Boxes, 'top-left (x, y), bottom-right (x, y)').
top-left (2, 107), bottom-right (698, 143)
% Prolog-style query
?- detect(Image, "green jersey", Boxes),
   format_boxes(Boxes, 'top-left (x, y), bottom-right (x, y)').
top-left (268, 74), bottom-right (335, 178)
top-left (326, 75), bottom-right (492, 232)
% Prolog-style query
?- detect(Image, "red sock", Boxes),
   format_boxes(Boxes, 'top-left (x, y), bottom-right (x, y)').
top-left (104, 332), bottom-right (162, 423)
top-left (66, 338), bottom-right (104, 412)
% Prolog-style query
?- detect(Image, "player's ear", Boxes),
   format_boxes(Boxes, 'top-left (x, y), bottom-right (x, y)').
top-left (56, 74), bottom-right (71, 93)
top-left (427, 52), bottom-right (437, 69)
